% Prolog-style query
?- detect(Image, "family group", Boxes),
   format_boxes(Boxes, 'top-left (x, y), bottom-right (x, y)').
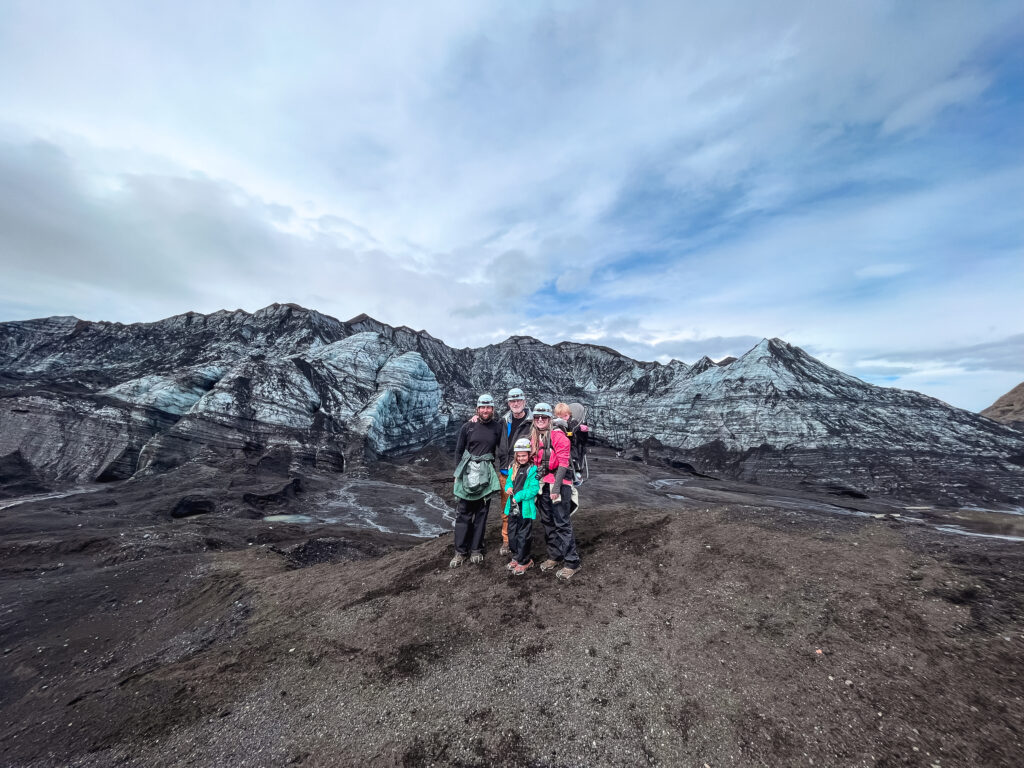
top-left (451, 389), bottom-right (588, 581)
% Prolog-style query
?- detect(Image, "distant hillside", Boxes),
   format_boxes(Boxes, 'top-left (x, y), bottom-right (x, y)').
top-left (981, 382), bottom-right (1024, 431)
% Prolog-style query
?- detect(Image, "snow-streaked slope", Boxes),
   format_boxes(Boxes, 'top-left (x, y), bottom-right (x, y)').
top-left (2, 305), bottom-right (1022, 506)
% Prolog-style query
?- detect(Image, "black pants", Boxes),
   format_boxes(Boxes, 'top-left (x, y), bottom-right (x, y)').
top-left (507, 512), bottom-right (533, 565)
top-left (538, 483), bottom-right (580, 566)
top-left (454, 496), bottom-right (490, 555)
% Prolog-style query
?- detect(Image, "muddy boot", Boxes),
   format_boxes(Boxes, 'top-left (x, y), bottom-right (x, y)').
top-left (539, 559), bottom-right (561, 573)
top-left (499, 544), bottom-right (511, 557)
top-left (505, 559), bottom-right (519, 573)
top-left (513, 560), bottom-right (534, 576)
top-left (449, 553), bottom-right (466, 569)
top-left (555, 564), bottom-right (580, 581)
top-left (469, 551), bottom-right (485, 565)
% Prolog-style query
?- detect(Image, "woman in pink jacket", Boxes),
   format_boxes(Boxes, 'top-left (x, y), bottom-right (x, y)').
top-left (530, 402), bottom-right (581, 580)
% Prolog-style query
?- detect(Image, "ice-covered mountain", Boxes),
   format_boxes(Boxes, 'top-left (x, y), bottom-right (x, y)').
top-left (2, 303), bottom-right (1023, 506)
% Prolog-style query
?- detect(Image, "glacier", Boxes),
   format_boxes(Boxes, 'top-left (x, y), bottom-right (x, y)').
top-left (1, 303), bottom-right (1023, 507)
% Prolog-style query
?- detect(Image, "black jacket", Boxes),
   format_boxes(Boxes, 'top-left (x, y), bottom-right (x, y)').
top-left (455, 417), bottom-right (502, 462)
top-left (496, 409), bottom-right (533, 472)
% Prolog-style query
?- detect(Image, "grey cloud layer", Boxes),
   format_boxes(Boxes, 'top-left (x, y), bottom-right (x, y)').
top-left (869, 335), bottom-right (1024, 374)
top-left (0, 139), bottom-right (538, 338)
top-left (1, 2), bottom-right (1016, 256)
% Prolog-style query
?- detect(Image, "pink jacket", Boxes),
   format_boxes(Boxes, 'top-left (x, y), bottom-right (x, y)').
top-left (534, 429), bottom-right (572, 486)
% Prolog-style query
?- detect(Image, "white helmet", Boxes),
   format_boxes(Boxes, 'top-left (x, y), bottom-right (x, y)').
top-left (513, 437), bottom-right (531, 452)
top-left (476, 393), bottom-right (495, 408)
top-left (532, 402), bottom-right (553, 418)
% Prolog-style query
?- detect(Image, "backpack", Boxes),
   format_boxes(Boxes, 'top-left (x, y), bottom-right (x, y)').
top-left (565, 402), bottom-right (591, 486)
top-left (538, 425), bottom-right (582, 515)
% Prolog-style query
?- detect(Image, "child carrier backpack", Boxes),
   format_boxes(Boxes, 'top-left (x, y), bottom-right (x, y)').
top-left (566, 402), bottom-right (591, 486)
top-left (540, 424), bottom-right (583, 515)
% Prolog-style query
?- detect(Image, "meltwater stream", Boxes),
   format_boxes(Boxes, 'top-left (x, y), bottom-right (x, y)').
top-left (264, 479), bottom-right (455, 538)
top-left (650, 478), bottom-right (1024, 542)
top-left (0, 486), bottom-right (105, 511)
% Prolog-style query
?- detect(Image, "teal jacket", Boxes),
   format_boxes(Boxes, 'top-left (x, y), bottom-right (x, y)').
top-left (503, 463), bottom-right (539, 520)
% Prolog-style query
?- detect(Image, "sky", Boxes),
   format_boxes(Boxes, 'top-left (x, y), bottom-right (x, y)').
top-left (1, 1), bottom-right (1022, 411)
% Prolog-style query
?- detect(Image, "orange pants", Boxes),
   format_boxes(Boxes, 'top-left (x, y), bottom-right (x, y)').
top-left (500, 485), bottom-right (510, 545)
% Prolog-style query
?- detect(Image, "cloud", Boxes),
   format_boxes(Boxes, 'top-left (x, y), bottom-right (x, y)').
top-left (861, 368), bottom-right (1023, 414)
top-left (863, 335), bottom-right (1024, 374)
top-left (882, 74), bottom-right (991, 134)
top-left (561, 332), bottom-right (764, 365)
top-left (807, 334), bottom-right (1024, 412)
top-left (1, 1), bottom-right (1016, 256)
top-left (855, 263), bottom-right (913, 279)
top-left (450, 302), bottom-right (493, 320)
top-left (0, 138), bottom-right (444, 327)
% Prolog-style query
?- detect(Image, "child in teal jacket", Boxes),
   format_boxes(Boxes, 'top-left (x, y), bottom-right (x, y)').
top-left (503, 438), bottom-right (540, 575)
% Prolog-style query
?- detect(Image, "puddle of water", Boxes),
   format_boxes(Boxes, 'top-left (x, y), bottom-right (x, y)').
top-left (264, 514), bottom-right (316, 524)
top-left (650, 478), bottom-right (692, 489)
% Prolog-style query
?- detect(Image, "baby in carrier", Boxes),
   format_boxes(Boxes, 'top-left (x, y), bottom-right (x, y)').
top-left (553, 402), bottom-right (591, 486)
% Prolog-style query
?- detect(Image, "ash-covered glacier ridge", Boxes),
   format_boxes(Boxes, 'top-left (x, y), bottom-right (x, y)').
top-left (2, 303), bottom-right (1023, 508)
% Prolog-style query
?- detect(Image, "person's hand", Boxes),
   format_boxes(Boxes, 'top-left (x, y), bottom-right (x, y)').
top-left (470, 414), bottom-right (479, 423)
top-left (550, 491), bottom-right (560, 502)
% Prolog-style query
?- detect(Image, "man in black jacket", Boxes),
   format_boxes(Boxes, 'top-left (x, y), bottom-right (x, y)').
top-left (451, 394), bottom-right (502, 567)
top-left (495, 387), bottom-right (532, 556)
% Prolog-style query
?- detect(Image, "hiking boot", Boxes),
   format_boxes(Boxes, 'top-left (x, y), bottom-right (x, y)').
top-left (499, 544), bottom-right (511, 556)
top-left (555, 564), bottom-right (581, 581)
top-left (449, 553), bottom-right (465, 569)
top-left (539, 559), bottom-right (561, 573)
top-left (469, 551), bottom-right (485, 565)
top-left (505, 559), bottom-right (519, 573)
top-left (513, 560), bottom-right (534, 576)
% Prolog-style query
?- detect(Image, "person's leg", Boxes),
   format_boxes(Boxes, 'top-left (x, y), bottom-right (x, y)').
top-left (505, 513), bottom-right (521, 569)
top-left (537, 487), bottom-right (561, 568)
top-left (552, 484), bottom-right (581, 567)
top-left (500, 485), bottom-right (511, 548)
top-left (516, 517), bottom-right (533, 565)
top-left (453, 498), bottom-right (472, 555)
top-left (469, 496), bottom-right (491, 555)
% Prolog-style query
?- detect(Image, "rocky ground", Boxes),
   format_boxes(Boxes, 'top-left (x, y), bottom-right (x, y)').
top-left (1, 449), bottom-right (1023, 767)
